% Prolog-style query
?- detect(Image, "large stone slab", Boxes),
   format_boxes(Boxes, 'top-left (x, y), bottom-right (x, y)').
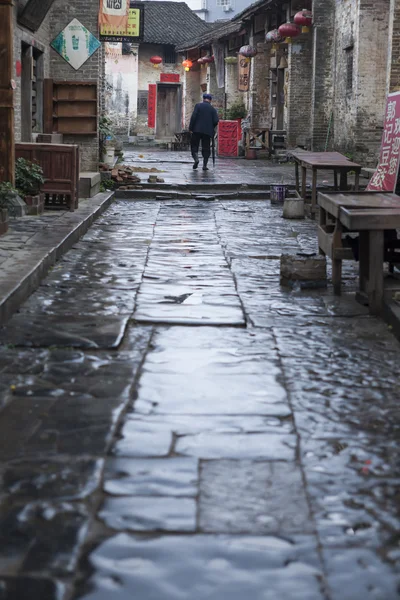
top-left (199, 460), bottom-right (312, 535)
top-left (0, 314), bottom-right (130, 348)
top-left (79, 533), bottom-right (324, 600)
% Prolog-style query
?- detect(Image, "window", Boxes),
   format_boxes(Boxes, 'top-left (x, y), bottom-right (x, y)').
top-left (163, 46), bottom-right (176, 64)
top-left (346, 46), bottom-right (353, 94)
top-left (138, 90), bottom-right (148, 115)
top-left (216, 0), bottom-right (234, 6)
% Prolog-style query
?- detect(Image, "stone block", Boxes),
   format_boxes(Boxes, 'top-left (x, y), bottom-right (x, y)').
top-left (280, 253), bottom-right (327, 288)
top-left (79, 172), bottom-right (101, 198)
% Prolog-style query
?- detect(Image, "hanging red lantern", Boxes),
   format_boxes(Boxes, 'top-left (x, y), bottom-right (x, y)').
top-left (202, 55), bottom-right (214, 64)
top-left (239, 45), bottom-right (257, 58)
top-left (278, 22), bottom-right (301, 44)
top-left (294, 10), bottom-right (313, 33)
top-left (197, 57), bottom-right (205, 64)
top-left (150, 55), bottom-right (162, 68)
top-left (182, 59), bottom-right (193, 72)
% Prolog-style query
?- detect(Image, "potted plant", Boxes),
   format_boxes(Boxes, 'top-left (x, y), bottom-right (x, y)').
top-left (15, 158), bottom-right (45, 215)
top-left (0, 182), bottom-right (19, 235)
top-left (225, 100), bottom-right (247, 138)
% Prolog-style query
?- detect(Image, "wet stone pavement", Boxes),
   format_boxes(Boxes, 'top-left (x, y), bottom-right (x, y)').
top-left (0, 199), bottom-right (399, 599)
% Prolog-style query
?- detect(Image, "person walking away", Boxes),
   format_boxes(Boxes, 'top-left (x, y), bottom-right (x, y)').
top-left (189, 93), bottom-right (219, 171)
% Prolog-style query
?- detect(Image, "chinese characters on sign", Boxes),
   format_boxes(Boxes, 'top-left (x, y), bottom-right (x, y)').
top-left (51, 19), bottom-right (101, 71)
top-left (148, 84), bottom-right (156, 128)
top-left (238, 58), bottom-right (250, 92)
top-left (99, 0), bottom-right (129, 32)
top-left (99, 6), bottom-right (143, 42)
top-left (160, 73), bottom-right (180, 83)
top-left (367, 91), bottom-right (400, 192)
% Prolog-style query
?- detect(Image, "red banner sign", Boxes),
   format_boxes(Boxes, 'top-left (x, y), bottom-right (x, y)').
top-left (148, 84), bottom-right (156, 128)
top-left (367, 91), bottom-right (400, 192)
top-left (218, 120), bottom-right (238, 157)
top-left (160, 73), bottom-right (180, 83)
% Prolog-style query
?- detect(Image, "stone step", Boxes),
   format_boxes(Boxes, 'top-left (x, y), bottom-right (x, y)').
top-left (79, 172), bottom-right (101, 198)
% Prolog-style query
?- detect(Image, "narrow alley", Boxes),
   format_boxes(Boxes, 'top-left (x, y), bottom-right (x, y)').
top-left (0, 196), bottom-right (399, 599)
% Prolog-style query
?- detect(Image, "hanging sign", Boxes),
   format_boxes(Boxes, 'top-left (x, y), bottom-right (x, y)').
top-left (238, 57), bottom-right (250, 92)
top-left (99, 0), bottom-right (129, 31)
top-left (367, 91), bottom-right (400, 192)
top-left (99, 5), bottom-right (144, 42)
top-left (148, 84), bottom-right (156, 128)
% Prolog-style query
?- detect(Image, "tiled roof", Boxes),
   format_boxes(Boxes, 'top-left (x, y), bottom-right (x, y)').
top-left (141, 1), bottom-right (211, 46)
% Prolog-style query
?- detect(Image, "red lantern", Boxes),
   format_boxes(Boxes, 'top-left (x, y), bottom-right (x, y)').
top-left (278, 22), bottom-right (301, 44)
top-left (202, 55), bottom-right (214, 64)
top-left (239, 45), bottom-right (257, 58)
top-left (294, 10), bottom-right (313, 33)
top-left (182, 59), bottom-right (193, 72)
top-left (197, 57), bottom-right (205, 64)
top-left (150, 55), bottom-right (162, 68)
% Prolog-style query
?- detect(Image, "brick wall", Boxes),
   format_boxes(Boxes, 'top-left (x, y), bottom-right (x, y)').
top-left (249, 33), bottom-right (270, 129)
top-left (13, 8), bottom-right (52, 142)
top-left (389, 0), bottom-right (400, 92)
top-left (310, 0), bottom-right (336, 151)
top-left (49, 0), bottom-right (102, 170)
top-left (286, 35), bottom-right (313, 148)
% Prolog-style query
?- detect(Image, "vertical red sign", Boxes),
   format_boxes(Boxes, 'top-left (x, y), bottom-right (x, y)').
top-left (218, 120), bottom-right (238, 157)
top-left (148, 84), bottom-right (156, 128)
top-left (367, 91), bottom-right (400, 192)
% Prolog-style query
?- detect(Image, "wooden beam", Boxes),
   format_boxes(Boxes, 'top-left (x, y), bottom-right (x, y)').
top-left (0, 0), bottom-right (14, 184)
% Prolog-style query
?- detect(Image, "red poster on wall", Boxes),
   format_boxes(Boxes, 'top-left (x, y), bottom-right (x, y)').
top-left (160, 73), bottom-right (180, 83)
top-left (218, 120), bottom-right (239, 157)
top-left (148, 84), bottom-right (156, 128)
top-left (367, 91), bottom-right (400, 192)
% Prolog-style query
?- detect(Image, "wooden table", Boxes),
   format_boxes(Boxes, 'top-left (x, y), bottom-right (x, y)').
top-left (289, 151), bottom-right (362, 214)
top-left (318, 191), bottom-right (400, 314)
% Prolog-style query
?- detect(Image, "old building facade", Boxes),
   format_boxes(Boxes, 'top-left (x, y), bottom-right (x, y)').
top-left (14, 0), bottom-right (103, 170)
top-left (178, 0), bottom-right (400, 166)
top-left (105, 1), bottom-right (210, 142)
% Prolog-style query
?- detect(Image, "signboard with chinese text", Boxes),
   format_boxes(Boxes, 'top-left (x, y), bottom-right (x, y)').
top-left (99, 5), bottom-right (144, 42)
top-left (238, 57), bottom-right (250, 92)
top-left (160, 73), bottom-right (180, 83)
top-left (99, 0), bottom-right (129, 34)
top-left (367, 91), bottom-right (400, 192)
top-left (51, 19), bottom-right (101, 71)
top-left (148, 84), bottom-right (156, 128)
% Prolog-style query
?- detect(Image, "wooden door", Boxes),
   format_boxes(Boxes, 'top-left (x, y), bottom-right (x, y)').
top-left (156, 85), bottom-right (179, 139)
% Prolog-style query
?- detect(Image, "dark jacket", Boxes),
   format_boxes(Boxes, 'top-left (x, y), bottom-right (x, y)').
top-left (189, 101), bottom-right (219, 138)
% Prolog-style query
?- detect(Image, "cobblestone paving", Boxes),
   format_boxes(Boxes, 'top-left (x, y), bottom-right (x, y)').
top-left (0, 199), bottom-right (399, 600)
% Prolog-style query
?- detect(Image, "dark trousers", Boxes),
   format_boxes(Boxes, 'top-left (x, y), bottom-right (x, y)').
top-left (191, 133), bottom-right (211, 160)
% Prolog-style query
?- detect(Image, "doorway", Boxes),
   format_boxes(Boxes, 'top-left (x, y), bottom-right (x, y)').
top-left (21, 43), bottom-right (44, 141)
top-left (156, 84), bottom-right (181, 139)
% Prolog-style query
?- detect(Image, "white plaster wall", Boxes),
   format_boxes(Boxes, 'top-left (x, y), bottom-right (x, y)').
top-left (105, 45), bottom-right (138, 138)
